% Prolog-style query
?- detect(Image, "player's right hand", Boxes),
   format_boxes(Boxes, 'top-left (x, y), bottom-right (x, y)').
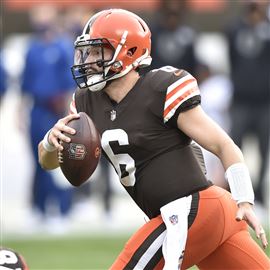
top-left (48, 114), bottom-right (80, 151)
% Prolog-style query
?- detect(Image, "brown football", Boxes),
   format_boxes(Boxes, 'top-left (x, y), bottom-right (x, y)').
top-left (59, 112), bottom-right (101, 186)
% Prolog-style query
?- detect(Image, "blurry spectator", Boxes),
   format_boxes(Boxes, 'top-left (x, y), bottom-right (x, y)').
top-left (0, 52), bottom-right (7, 105)
top-left (95, 156), bottom-right (113, 220)
top-left (150, 0), bottom-right (197, 74)
top-left (0, 12), bottom-right (7, 105)
top-left (226, 1), bottom-right (270, 205)
top-left (62, 5), bottom-right (93, 40)
top-left (20, 5), bottom-right (75, 231)
top-left (57, 6), bottom-right (92, 72)
top-left (0, 15), bottom-right (5, 104)
top-left (196, 63), bottom-right (232, 188)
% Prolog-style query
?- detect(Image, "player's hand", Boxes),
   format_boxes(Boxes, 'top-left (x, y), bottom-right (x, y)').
top-left (236, 202), bottom-right (268, 249)
top-left (48, 114), bottom-right (80, 151)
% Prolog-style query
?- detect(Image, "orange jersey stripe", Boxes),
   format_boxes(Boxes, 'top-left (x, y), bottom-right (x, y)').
top-left (163, 88), bottom-right (197, 118)
top-left (166, 78), bottom-right (195, 101)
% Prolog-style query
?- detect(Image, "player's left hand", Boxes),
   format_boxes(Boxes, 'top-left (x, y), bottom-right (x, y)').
top-left (236, 202), bottom-right (268, 249)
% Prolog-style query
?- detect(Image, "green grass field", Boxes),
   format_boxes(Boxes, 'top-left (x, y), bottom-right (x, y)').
top-left (2, 231), bottom-right (269, 270)
top-left (3, 234), bottom-right (128, 270)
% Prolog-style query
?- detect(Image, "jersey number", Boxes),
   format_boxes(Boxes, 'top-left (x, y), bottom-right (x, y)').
top-left (101, 129), bottom-right (136, 187)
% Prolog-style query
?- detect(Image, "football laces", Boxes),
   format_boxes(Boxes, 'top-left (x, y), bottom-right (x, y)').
top-left (58, 141), bottom-right (64, 163)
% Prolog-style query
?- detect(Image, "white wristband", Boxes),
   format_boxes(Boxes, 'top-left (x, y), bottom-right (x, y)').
top-left (42, 129), bottom-right (57, 152)
top-left (225, 163), bottom-right (254, 205)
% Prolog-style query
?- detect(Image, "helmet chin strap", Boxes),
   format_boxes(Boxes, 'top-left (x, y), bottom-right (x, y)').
top-left (107, 49), bottom-right (152, 81)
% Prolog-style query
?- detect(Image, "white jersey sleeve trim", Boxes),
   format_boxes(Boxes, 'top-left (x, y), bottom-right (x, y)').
top-left (163, 74), bottom-right (200, 123)
top-left (164, 90), bottom-right (200, 123)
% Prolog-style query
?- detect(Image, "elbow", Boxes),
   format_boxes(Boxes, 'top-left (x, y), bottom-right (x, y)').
top-left (211, 136), bottom-right (236, 158)
top-left (214, 136), bottom-right (243, 162)
top-left (223, 137), bottom-right (240, 152)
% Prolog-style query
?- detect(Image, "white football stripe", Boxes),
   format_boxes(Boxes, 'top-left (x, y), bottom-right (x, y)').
top-left (167, 74), bottom-right (194, 95)
top-left (133, 231), bottom-right (166, 270)
top-left (164, 81), bottom-right (198, 110)
top-left (164, 90), bottom-right (200, 123)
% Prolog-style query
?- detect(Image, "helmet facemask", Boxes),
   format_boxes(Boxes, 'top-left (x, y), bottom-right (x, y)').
top-left (71, 38), bottom-right (119, 92)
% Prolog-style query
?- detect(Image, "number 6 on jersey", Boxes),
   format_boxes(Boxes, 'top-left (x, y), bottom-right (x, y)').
top-left (101, 129), bottom-right (136, 187)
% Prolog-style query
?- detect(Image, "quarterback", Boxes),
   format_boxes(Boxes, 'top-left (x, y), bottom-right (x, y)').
top-left (38, 9), bottom-right (270, 270)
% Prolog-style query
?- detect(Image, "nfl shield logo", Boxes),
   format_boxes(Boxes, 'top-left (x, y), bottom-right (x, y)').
top-left (68, 143), bottom-right (86, 160)
top-left (169, 215), bottom-right (178, 225)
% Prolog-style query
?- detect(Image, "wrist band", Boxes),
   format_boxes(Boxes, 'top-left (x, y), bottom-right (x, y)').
top-left (225, 163), bottom-right (255, 205)
top-left (42, 129), bottom-right (57, 152)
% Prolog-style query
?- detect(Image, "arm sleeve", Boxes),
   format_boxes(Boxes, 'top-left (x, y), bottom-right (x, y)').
top-left (21, 49), bottom-right (34, 94)
top-left (0, 58), bottom-right (7, 96)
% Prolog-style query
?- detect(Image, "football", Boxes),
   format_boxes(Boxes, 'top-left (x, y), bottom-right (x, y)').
top-left (59, 112), bottom-right (101, 186)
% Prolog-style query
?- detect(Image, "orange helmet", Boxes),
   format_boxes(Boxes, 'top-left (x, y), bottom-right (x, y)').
top-left (71, 9), bottom-right (152, 91)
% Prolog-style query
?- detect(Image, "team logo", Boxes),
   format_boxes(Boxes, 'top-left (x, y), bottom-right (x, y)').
top-left (110, 110), bottom-right (117, 121)
top-left (169, 214), bottom-right (178, 225)
top-left (68, 143), bottom-right (86, 160)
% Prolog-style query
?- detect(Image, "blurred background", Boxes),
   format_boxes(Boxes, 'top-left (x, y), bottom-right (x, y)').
top-left (1, 0), bottom-right (269, 269)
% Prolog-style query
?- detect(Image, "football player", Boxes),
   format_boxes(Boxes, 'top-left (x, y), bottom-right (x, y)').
top-left (38, 9), bottom-right (270, 270)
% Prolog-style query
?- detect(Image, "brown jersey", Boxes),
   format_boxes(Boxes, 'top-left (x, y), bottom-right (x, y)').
top-left (73, 66), bottom-right (211, 218)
